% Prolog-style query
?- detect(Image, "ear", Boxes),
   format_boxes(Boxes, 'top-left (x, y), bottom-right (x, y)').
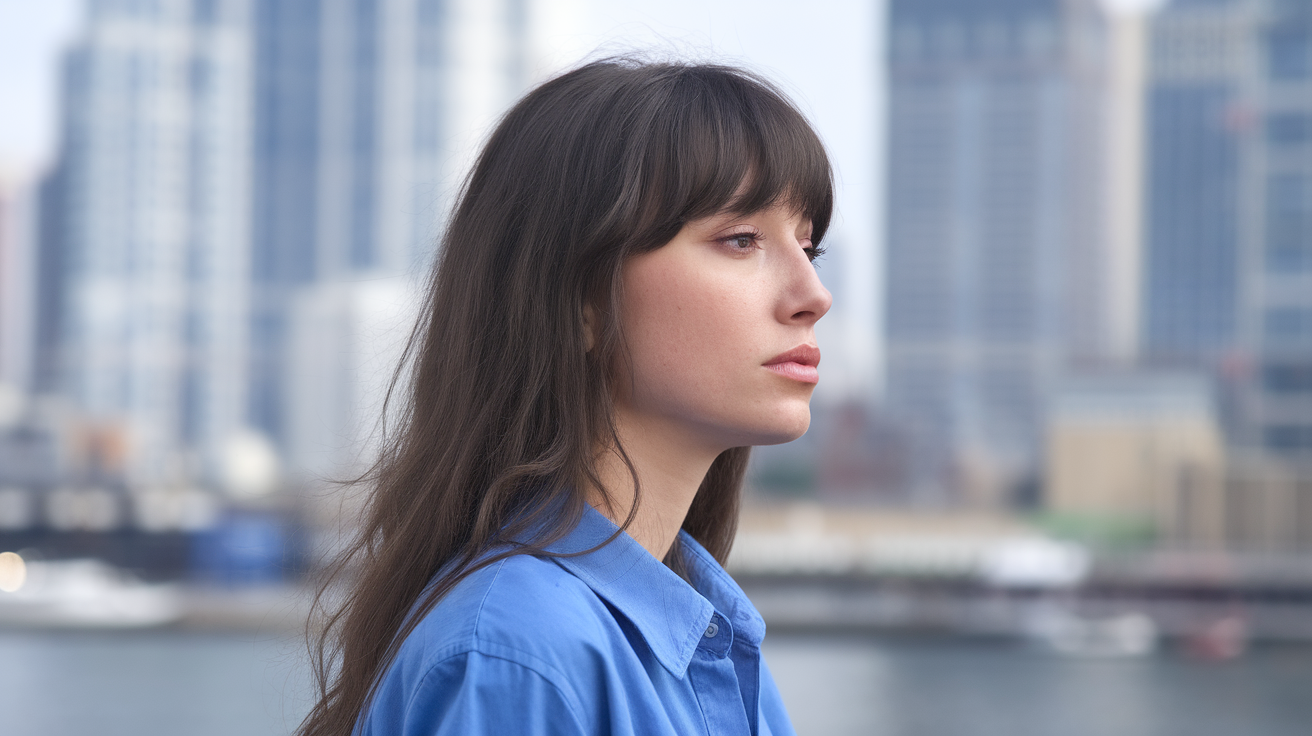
top-left (582, 303), bottom-right (598, 352)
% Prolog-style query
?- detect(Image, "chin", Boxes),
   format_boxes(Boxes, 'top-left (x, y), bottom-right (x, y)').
top-left (743, 402), bottom-right (812, 446)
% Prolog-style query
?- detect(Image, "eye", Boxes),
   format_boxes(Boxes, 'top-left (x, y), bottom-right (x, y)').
top-left (802, 239), bottom-right (826, 264)
top-left (717, 230), bottom-right (762, 252)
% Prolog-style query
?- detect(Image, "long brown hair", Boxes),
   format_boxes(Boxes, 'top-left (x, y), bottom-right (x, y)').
top-left (299, 58), bottom-right (833, 736)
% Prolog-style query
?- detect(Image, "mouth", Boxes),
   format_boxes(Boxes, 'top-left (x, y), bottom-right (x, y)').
top-left (763, 344), bottom-right (820, 384)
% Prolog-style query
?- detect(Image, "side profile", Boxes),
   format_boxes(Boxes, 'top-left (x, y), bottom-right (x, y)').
top-left (298, 58), bottom-right (834, 736)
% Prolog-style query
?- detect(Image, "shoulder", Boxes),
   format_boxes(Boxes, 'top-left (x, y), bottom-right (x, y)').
top-left (364, 553), bottom-right (620, 734)
top-left (394, 552), bottom-right (622, 685)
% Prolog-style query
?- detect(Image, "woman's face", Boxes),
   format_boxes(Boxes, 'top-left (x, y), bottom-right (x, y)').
top-left (613, 203), bottom-right (832, 452)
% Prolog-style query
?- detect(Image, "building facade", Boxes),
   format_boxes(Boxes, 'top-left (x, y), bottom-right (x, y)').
top-left (53, 0), bottom-right (254, 486)
top-left (1248, 1), bottom-right (1312, 457)
top-left (1141, 0), bottom-right (1248, 367)
top-left (43, 0), bottom-right (531, 488)
top-left (250, 0), bottom-right (527, 478)
top-left (1144, 0), bottom-right (1312, 459)
top-left (883, 0), bottom-right (1115, 505)
top-left (1045, 374), bottom-right (1227, 547)
top-left (0, 167), bottom-right (37, 397)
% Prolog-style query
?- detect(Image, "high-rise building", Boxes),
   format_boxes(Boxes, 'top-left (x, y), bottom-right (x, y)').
top-left (33, 167), bottom-right (67, 397)
top-left (43, 0), bottom-right (532, 487)
top-left (882, 0), bottom-right (1116, 504)
top-left (250, 0), bottom-right (528, 478)
top-left (0, 166), bottom-right (37, 396)
top-left (1144, 0), bottom-right (1312, 458)
top-left (1141, 0), bottom-right (1248, 366)
top-left (52, 0), bottom-right (254, 486)
top-left (1248, 2), bottom-right (1312, 457)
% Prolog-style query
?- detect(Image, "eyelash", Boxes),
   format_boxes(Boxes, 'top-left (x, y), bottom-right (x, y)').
top-left (719, 231), bottom-right (762, 252)
top-left (717, 230), bottom-right (826, 264)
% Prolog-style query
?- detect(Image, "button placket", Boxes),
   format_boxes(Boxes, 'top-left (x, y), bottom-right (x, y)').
top-left (696, 612), bottom-right (732, 658)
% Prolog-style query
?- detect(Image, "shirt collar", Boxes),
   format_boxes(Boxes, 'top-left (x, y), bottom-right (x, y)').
top-left (679, 526), bottom-right (767, 648)
top-left (543, 504), bottom-right (765, 678)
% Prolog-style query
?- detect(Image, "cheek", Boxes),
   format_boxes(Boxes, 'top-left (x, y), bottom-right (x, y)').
top-left (620, 257), bottom-right (760, 408)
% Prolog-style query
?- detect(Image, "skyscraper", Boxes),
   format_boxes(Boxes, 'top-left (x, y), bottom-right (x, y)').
top-left (1141, 0), bottom-right (1247, 366)
top-left (1246, 0), bottom-right (1312, 456)
top-left (43, 0), bottom-right (532, 488)
top-left (0, 166), bottom-right (37, 395)
top-left (1144, 0), bottom-right (1312, 458)
top-left (883, 0), bottom-right (1115, 504)
top-left (250, 0), bottom-right (528, 478)
top-left (53, 0), bottom-right (254, 486)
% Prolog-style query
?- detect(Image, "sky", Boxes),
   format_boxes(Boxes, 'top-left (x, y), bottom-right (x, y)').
top-left (0, 0), bottom-right (79, 178)
top-left (0, 0), bottom-right (885, 397)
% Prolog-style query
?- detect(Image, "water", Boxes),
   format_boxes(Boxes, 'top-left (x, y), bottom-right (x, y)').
top-left (1, 630), bottom-right (1309, 735)
top-left (0, 631), bottom-right (314, 736)
top-left (763, 636), bottom-right (1312, 736)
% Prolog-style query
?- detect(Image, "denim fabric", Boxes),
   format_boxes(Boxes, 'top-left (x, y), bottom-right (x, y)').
top-left (357, 504), bottom-right (796, 736)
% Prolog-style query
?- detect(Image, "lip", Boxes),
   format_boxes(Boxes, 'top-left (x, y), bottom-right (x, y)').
top-left (763, 344), bottom-right (820, 384)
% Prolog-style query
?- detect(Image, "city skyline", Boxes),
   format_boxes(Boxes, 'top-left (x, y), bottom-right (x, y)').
top-left (0, 0), bottom-right (885, 405)
top-left (873, 0), bottom-right (1312, 512)
top-left (3, 0), bottom-right (1310, 503)
top-left (882, 0), bottom-right (1125, 506)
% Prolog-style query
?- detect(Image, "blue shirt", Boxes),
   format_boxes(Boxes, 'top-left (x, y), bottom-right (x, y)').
top-left (357, 505), bottom-right (797, 736)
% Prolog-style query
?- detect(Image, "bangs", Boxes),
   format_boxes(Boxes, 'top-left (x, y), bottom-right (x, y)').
top-left (634, 65), bottom-right (834, 245)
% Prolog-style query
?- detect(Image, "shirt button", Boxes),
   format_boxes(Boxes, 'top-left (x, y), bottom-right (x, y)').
top-left (704, 622), bottom-right (719, 638)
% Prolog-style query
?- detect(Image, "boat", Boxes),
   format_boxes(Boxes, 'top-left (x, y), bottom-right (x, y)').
top-left (1183, 614), bottom-right (1248, 661)
top-left (0, 557), bottom-right (183, 628)
top-left (1026, 609), bottom-right (1158, 658)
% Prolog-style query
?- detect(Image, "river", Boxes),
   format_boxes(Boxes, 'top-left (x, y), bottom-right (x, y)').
top-left (1, 630), bottom-right (1309, 735)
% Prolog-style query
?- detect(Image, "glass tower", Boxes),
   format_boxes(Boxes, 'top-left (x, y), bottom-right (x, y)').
top-left (1144, 0), bottom-right (1312, 458)
top-left (55, 0), bottom-right (254, 485)
top-left (883, 0), bottom-right (1112, 504)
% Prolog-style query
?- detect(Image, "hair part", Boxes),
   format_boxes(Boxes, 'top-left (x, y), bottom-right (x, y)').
top-left (298, 57), bottom-right (833, 736)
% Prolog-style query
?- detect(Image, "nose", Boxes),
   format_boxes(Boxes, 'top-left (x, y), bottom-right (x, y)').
top-left (777, 242), bottom-right (832, 326)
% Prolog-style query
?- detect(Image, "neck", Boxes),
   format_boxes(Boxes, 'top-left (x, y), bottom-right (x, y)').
top-left (588, 409), bottom-right (723, 561)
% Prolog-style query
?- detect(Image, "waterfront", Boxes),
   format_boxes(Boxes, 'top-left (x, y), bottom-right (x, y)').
top-left (2, 630), bottom-right (1310, 736)
top-left (765, 635), bottom-right (1312, 736)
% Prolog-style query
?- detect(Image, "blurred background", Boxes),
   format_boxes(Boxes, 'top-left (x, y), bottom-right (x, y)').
top-left (2, 0), bottom-right (1312, 733)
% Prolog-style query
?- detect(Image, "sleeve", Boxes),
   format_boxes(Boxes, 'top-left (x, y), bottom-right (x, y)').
top-left (373, 650), bottom-right (591, 736)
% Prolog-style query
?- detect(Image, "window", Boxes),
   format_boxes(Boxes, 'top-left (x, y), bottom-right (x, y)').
top-left (1264, 308), bottom-right (1312, 345)
top-left (1266, 174), bottom-right (1312, 271)
top-left (1266, 112), bottom-right (1312, 144)
top-left (934, 21), bottom-right (966, 60)
top-left (892, 24), bottom-right (922, 62)
top-left (1265, 425), bottom-right (1312, 450)
top-left (975, 21), bottom-right (1008, 58)
top-left (1263, 362), bottom-right (1312, 393)
top-left (1021, 19), bottom-right (1056, 60)
top-left (1267, 29), bottom-right (1311, 80)
top-left (189, 58), bottom-right (209, 97)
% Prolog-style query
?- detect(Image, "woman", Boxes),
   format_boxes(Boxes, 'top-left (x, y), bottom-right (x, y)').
top-left (299, 58), bottom-right (833, 736)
